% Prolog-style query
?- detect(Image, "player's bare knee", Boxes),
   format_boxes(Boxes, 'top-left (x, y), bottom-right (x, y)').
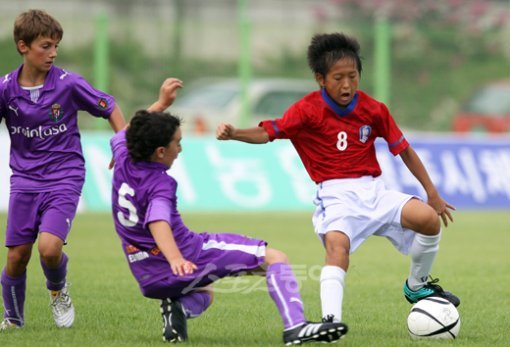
top-left (7, 247), bottom-right (31, 268)
top-left (39, 251), bottom-right (62, 267)
top-left (324, 232), bottom-right (350, 256)
top-left (265, 248), bottom-right (289, 264)
top-left (421, 207), bottom-right (441, 235)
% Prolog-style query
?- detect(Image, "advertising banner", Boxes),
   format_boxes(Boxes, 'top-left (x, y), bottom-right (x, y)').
top-left (1, 131), bottom-right (509, 212)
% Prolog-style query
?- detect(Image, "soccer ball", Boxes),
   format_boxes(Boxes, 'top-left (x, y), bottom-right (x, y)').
top-left (407, 297), bottom-right (460, 339)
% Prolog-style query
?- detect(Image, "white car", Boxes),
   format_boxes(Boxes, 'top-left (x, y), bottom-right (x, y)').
top-left (168, 78), bottom-right (317, 134)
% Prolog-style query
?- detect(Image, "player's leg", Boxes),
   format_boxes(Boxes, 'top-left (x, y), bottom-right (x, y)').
top-left (1, 192), bottom-right (39, 329)
top-left (401, 198), bottom-right (460, 306)
top-left (38, 191), bottom-right (80, 328)
top-left (1, 244), bottom-right (32, 329)
top-left (262, 248), bottom-right (305, 329)
top-left (38, 233), bottom-right (74, 327)
top-left (262, 248), bottom-right (348, 345)
top-left (320, 230), bottom-right (349, 324)
top-left (179, 287), bottom-right (214, 319)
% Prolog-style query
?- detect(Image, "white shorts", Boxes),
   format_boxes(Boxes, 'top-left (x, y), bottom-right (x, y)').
top-left (312, 176), bottom-right (418, 255)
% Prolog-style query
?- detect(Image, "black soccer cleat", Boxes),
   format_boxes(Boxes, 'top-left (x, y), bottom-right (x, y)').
top-left (404, 277), bottom-right (460, 307)
top-left (283, 321), bottom-right (348, 345)
top-left (160, 298), bottom-right (188, 343)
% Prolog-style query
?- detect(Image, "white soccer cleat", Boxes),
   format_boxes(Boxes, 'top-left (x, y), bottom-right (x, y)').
top-left (0, 318), bottom-right (20, 331)
top-left (50, 283), bottom-right (75, 328)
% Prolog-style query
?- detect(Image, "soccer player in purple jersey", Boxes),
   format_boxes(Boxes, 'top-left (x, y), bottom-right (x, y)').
top-left (217, 33), bottom-right (460, 329)
top-left (110, 78), bottom-right (347, 344)
top-left (0, 10), bottom-right (126, 330)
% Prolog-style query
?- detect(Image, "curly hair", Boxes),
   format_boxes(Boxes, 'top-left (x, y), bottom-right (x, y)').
top-left (126, 110), bottom-right (181, 162)
top-left (307, 32), bottom-right (362, 77)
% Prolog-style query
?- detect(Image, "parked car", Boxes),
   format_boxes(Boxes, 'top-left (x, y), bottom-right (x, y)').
top-left (168, 78), bottom-right (317, 134)
top-left (452, 80), bottom-right (510, 133)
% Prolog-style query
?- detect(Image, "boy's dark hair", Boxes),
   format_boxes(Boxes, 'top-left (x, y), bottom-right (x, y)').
top-left (307, 33), bottom-right (362, 77)
top-left (126, 110), bottom-right (181, 162)
top-left (14, 9), bottom-right (64, 54)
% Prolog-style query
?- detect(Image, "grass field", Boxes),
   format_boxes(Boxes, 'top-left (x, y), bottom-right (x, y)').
top-left (0, 211), bottom-right (508, 346)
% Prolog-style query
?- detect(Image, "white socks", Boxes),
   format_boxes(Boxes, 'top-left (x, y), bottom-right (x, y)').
top-left (320, 265), bottom-right (345, 322)
top-left (407, 232), bottom-right (441, 290)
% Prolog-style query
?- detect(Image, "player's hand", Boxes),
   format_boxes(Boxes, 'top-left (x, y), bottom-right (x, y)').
top-left (159, 78), bottom-right (183, 108)
top-left (216, 123), bottom-right (236, 140)
top-left (428, 195), bottom-right (455, 227)
top-left (170, 258), bottom-right (197, 277)
top-left (148, 78), bottom-right (183, 112)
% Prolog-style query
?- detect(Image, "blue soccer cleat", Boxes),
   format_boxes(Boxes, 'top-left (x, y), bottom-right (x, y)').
top-left (404, 277), bottom-right (460, 307)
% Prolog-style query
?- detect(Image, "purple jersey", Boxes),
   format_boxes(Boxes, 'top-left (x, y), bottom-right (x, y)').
top-left (0, 65), bottom-right (115, 193)
top-left (110, 130), bottom-right (202, 286)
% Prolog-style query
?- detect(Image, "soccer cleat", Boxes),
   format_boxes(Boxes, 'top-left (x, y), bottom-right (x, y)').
top-left (161, 298), bottom-right (187, 342)
top-left (0, 319), bottom-right (21, 331)
top-left (283, 321), bottom-right (348, 345)
top-left (322, 314), bottom-right (335, 323)
top-left (404, 277), bottom-right (460, 307)
top-left (50, 283), bottom-right (75, 328)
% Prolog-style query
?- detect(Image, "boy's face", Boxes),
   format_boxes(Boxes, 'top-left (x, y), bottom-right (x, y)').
top-left (18, 35), bottom-right (59, 73)
top-left (159, 128), bottom-right (183, 169)
top-left (316, 57), bottom-right (359, 106)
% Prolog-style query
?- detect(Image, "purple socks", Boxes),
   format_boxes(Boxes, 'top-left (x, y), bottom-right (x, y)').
top-left (266, 262), bottom-right (306, 329)
top-left (40, 252), bottom-right (68, 291)
top-left (1, 268), bottom-right (26, 326)
top-left (180, 291), bottom-right (212, 318)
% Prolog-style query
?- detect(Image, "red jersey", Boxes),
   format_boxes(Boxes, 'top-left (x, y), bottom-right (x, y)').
top-left (259, 89), bottom-right (409, 183)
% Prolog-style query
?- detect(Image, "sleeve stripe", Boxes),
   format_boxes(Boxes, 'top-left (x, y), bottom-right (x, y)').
top-left (389, 135), bottom-right (405, 149)
top-left (271, 120), bottom-right (280, 136)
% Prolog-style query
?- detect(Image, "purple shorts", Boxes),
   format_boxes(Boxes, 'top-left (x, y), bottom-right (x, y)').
top-left (5, 191), bottom-right (80, 247)
top-left (137, 232), bottom-right (267, 299)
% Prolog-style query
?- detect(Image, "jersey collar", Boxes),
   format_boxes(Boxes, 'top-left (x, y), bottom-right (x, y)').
top-left (11, 64), bottom-right (58, 97)
top-left (321, 88), bottom-right (358, 117)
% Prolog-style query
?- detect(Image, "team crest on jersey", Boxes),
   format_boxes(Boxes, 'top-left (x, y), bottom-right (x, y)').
top-left (359, 125), bottom-right (372, 143)
top-left (97, 98), bottom-right (109, 110)
top-left (49, 103), bottom-right (63, 121)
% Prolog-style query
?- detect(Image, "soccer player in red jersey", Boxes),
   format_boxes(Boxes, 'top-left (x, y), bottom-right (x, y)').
top-left (216, 32), bottom-right (459, 328)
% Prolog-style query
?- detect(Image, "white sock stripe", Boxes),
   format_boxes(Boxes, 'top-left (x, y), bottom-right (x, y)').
top-left (9, 285), bottom-right (23, 323)
top-left (202, 239), bottom-right (265, 257)
top-left (269, 273), bottom-right (293, 327)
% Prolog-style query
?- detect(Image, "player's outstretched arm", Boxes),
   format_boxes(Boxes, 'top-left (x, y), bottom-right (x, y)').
top-left (216, 123), bottom-right (269, 144)
top-left (147, 78), bottom-right (183, 113)
top-left (148, 220), bottom-right (197, 276)
top-left (399, 146), bottom-right (455, 227)
top-left (108, 104), bottom-right (127, 133)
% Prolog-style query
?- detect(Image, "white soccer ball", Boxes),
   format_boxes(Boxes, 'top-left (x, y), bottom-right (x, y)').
top-left (407, 297), bottom-right (460, 340)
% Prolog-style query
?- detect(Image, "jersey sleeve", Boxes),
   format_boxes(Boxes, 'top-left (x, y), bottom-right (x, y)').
top-left (144, 197), bottom-right (172, 228)
top-left (259, 103), bottom-right (305, 141)
top-left (144, 178), bottom-right (176, 228)
top-left (378, 103), bottom-right (409, 156)
top-left (72, 74), bottom-right (115, 118)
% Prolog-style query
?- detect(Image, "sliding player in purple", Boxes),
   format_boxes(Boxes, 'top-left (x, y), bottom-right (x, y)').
top-left (110, 78), bottom-right (347, 344)
top-left (0, 9), bottom-right (126, 330)
top-left (216, 32), bottom-right (460, 329)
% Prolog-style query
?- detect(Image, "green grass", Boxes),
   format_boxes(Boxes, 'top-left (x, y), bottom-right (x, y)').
top-left (0, 211), bottom-right (508, 346)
